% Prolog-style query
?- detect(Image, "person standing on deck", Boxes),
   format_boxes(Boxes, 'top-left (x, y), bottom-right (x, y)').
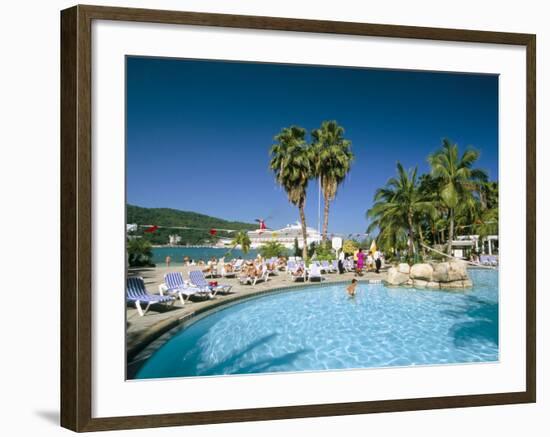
top-left (374, 249), bottom-right (382, 273)
top-left (355, 248), bottom-right (365, 276)
top-left (338, 249), bottom-right (346, 274)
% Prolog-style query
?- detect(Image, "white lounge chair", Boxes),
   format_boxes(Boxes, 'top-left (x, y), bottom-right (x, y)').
top-left (217, 261), bottom-right (238, 278)
top-left (307, 263), bottom-right (324, 282)
top-left (239, 264), bottom-right (269, 286)
top-left (232, 259), bottom-right (244, 272)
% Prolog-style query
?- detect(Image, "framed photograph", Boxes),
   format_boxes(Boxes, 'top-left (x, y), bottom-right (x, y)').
top-left (60, 4), bottom-right (536, 432)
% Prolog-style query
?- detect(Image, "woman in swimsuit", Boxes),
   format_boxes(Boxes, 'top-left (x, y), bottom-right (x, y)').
top-left (356, 248), bottom-right (365, 276)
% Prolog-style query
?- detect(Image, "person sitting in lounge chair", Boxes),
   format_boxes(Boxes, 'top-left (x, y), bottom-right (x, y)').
top-left (266, 259), bottom-right (277, 274)
top-left (202, 257), bottom-right (218, 277)
top-left (291, 264), bottom-right (306, 281)
top-left (238, 261), bottom-right (266, 285)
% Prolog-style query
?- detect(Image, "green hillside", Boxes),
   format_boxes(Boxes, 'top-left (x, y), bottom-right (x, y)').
top-left (126, 204), bottom-right (257, 245)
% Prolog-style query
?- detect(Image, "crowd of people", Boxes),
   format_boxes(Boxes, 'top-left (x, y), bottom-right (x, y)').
top-left (163, 248), bottom-right (385, 299)
top-left (164, 248), bottom-right (384, 281)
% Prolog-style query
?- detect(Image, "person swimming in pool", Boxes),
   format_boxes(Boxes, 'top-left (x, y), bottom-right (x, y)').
top-left (346, 278), bottom-right (358, 297)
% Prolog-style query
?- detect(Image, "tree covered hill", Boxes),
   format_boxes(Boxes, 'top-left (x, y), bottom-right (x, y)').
top-left (127, 204), bottom-right (257, 246)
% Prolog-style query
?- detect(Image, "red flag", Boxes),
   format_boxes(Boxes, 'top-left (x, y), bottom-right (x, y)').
top-left (209, 228), bottom-right (217, 236)
top-left (144, 225), bottom-right (159, 233)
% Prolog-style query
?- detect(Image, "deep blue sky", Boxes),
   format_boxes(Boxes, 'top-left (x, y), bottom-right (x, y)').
top-left (126, 56), bottom-right (498, 234)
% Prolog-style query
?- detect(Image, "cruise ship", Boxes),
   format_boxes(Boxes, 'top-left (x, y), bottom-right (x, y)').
top-left (247, 221), bottom-right (322, 249)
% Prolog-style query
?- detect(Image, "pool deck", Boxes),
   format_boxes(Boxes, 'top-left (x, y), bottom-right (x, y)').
top-left (126, 264), bottom-right (388, 363)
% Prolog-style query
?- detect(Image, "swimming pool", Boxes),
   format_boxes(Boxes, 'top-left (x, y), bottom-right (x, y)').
top-left (134, 269), bottom-right (498, 379)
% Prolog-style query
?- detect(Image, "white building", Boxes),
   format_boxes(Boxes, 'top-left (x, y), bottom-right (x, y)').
top-left (168, 234), bottom-right (182, 246)
top-left (453, 234), bottom-right (499, 258)
top-left (247, 221), bottom-right (322, 249)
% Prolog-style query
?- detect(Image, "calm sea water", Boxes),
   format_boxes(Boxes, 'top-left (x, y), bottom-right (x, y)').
top-left (152, 246), bottom-right (259, 264)
top-left (135, 269), bottom-right (499, 379)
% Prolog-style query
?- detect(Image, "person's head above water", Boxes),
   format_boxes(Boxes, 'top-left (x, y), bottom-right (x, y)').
top-left (351, 279), bottom-right (357, 284)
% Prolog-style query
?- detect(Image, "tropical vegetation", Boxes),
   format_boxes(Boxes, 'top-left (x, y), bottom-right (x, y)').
top-left (367, 139), bottom-right (498, 259)
top-left (269, 126), bottom-right (313, 260)
top-left (342, 239), bottom-right (359, 256)
top-left (311, 121), bottom-right (354, 241)
top-left (127, 238), bottom-right (155, 267)
top-left (367, 163), bottom-right (436, 257)
top-left (428, 139), bottom-right (488, 253)
top-left (313, 241), bottom-right (336, 261)
top-left (259, 241), bottom-right (288, 258)
top-left (126, 204), bottom-right (256, 246)
top-left (227, 231), bottom-right (252, 257)
top-left (269, 121), bottom-right (353, 260)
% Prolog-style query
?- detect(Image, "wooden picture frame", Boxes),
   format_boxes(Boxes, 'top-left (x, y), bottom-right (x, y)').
top-left (60, 4), bottom-right (536, 432)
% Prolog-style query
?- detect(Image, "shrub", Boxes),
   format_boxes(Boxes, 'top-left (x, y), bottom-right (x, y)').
top-left (293, 237), bottom-right (301, 257)
top-left (314, 241), bottom-right (336, 261)
top-left (127, 238), bottom-right (155, 267)
top-left (260, 241), bottom-right (288, 258)
top-left (342, 239), bottom-right (359, 256)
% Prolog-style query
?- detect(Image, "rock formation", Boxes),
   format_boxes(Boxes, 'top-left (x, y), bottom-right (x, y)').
top-left (385, 259), bottom-right (472, 289)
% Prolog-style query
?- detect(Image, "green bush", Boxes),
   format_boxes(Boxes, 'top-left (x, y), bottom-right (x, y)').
top-left (127, 238), bottom-right (155, 267)
top-left (314, 241), bottom-right (336, 261)
top-left (260, 241), bottom-right (288, 258)
top-left (342, 239), bottom-right (359, 256)
top-left (308, 242), bottom-right (317, 259)
top-left (293, 238), bottom-right (301, 257)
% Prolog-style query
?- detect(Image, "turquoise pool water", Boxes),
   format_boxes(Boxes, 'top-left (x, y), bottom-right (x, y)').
top-left (134, 269), bottom-right (498, 379)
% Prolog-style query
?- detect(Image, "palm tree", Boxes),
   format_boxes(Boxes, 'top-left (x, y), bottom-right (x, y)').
top-left (367, 162), bottom-right (435, 257)
top-left (474, 180), bottom-right (499, 239)
top-left (428, 139), bottom-right (487, 254)
top-left (269, 126), bottom-right (312, 260)
top-left (226, 230), bottom-right (251, 257)
top-left (311, 121), bottom-right (354, 241)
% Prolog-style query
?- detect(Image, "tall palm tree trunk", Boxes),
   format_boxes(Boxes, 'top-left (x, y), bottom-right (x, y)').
top-left (407, 213), bottom-right (416, 256)
top-left (447, 209), bottom-right (454, 254)
top-left (298, 201), bottom-right (309, 260)
top-left (322, 191), bottom-right (331, 241)
top-left (418, 224), bottom-right (426, 256)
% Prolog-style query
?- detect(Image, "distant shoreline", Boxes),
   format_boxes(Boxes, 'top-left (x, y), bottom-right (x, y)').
top-left (151, 244), bottom-right (230, 249)
top-left (150, 246), bottom-right (260, 264)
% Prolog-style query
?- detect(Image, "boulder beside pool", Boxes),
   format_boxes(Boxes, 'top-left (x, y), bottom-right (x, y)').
top-left (387, 267), bottom-right (410, 285)
top-left (410, 263), bottom-right (433, 281)
top-left (386, 259), bottom-right (472, 289)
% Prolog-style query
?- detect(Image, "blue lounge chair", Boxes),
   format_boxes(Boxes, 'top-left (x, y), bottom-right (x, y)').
top-left (126, 276), bottom-right (175, 316)
top-left (162, 272), bottom-right (204, 304)
top-left (189, 270), bottom-right (232, 296)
